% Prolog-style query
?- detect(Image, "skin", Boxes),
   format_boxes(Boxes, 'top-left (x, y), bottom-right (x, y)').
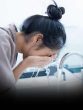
top-left (13, 32), bottom-right (59, 80)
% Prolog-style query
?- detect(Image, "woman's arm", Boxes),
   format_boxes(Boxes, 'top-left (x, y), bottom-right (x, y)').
top-left (13, 61), bottom-right (27, 80)
top-left (13, 56), bottom-right (52, 80)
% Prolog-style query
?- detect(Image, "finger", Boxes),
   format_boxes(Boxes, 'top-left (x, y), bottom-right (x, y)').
top-left (36, 61), bottom-right (51, 68)
top-left (39, 57), bottom-right (52, 62)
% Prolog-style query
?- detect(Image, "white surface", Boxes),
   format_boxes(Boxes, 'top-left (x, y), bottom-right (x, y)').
top-left (16, 69), bottom-right (82, 91)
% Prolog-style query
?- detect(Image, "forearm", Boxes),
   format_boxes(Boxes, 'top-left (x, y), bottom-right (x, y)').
top-left (13, 56), bottom-right (52, 80)
top-left (13, 61), bottom-right (28, 80)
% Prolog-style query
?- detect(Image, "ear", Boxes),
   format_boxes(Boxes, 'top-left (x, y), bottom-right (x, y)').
top-left (31, 33), bottom-right (44, 46)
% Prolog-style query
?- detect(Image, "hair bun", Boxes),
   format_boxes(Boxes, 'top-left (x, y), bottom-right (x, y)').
top-left (59, 7), bottom-right (65, 14)
top-left (47, 3), bottom-right (65, 20)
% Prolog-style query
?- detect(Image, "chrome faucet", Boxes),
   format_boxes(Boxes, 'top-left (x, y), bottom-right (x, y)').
top-left (59, 53), bottom-right (83, 81)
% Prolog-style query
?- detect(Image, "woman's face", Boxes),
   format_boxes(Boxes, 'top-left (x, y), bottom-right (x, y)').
top-left (23, 46), bottom-right (58, 59)
top-left (22, 33), bottom-right (59, 59)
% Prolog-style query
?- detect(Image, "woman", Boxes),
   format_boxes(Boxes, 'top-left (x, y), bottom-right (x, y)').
top-left (0, 2), bottom-right (66, 95)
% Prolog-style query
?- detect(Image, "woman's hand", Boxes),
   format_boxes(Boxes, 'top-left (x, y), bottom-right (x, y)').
top-left (23, 56), bottom-right (52, 68)
top-left (13, 56), bottom-right (52, 80)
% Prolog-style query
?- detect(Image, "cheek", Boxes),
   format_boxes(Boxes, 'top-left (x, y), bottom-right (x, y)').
top-left (27, 49), bottom-right (47, 56)
top-left (28, 50), bottom-right (41, 56)
top-left (23, 46), bottom-right (52, 57)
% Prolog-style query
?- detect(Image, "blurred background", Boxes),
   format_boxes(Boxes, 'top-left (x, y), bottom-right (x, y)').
top-left (0, 0), bottom-right (83, 27)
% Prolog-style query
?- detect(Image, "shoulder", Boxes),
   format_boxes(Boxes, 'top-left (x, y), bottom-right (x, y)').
top-left (0, 24), bottom-right (17, 42)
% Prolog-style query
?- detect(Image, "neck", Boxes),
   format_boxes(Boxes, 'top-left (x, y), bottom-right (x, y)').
top-left (16, 32), bottom-right (24, 53)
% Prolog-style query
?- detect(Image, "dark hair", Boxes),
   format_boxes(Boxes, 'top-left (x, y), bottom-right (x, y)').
top-left (21, 1), bottom-right (66, 50)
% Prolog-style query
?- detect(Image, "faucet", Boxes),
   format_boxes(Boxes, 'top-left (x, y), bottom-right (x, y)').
top-left (59, 53), bottom-right (83, 81)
